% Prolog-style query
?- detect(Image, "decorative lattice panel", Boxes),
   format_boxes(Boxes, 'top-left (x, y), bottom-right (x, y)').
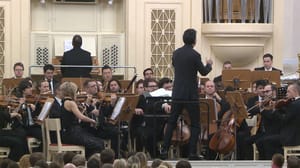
top-left (151, 9), bottom-right (176, 79)
top-left (32, 34), bottom-right (50, 66)
top-left (99, 34), bottom-right (124, 74)
top-left (0, 7), bottom-right (4, 93)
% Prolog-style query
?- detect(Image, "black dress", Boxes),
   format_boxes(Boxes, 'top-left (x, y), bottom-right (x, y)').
top-left (61, 98), bottom-right (104, 158)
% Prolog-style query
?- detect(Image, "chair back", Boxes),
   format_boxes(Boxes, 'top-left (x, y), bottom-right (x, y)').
top-left (45, 118), bottom-right (62, 147)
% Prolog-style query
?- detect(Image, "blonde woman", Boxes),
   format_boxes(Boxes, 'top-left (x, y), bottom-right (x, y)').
top-left (60, 82), bottom-right (104, 158)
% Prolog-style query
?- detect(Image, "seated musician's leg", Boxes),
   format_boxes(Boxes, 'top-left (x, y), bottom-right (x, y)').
top-left (261, 134), bottom-right (282, 160)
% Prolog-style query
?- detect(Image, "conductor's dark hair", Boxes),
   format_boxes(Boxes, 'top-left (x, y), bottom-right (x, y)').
top-left (183, 28), bottom-right (196, 45)
top-left (263, 53), bottom-right (273, 61)
top-left (72, 35), bottom-right (82, 48)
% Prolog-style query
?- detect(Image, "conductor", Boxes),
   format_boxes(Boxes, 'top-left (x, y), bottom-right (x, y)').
top-left (160, 28), bottom-right (213, 160)
top-left (61, 35), bottom-right (93, 78)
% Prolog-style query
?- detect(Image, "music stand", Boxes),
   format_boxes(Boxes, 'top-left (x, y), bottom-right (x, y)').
top-left (251, 71), bottom-right (281, 87)
top-left (226, 91), bottom-right (248, 123)
top-left (110, 94), bottom-right (139, 158)
top-left (2, 78), bottom-right (23, 95)
top-left (222, 69), bottom-right (251, 90)
top-left (61, 77), bottom-right (90, 92)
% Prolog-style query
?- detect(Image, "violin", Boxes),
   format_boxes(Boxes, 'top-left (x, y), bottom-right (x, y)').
top-left (275, 98), bottom-right (295, 109)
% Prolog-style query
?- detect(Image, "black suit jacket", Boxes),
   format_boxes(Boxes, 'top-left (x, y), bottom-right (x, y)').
top-left (172, 44), bottom-right (212, 100)
top-left (254, 66), bottom-right (283, 75)
top-left (246, 96), bottom-right (261, 116)
top-left (279, 98), bottom-right (300, 146)
top-left (61, 47), bottom-right (92, 78)
top-left (49, 98), bottom-right (62, 118)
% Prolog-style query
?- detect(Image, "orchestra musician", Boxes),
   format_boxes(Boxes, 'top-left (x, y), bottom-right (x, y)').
top-left (60, 81), bottom-right (104, 158)
top-left (0, 108), bottom-right (29, 161)
top-left (213, 61), bottom-right (232, 90)
top-left (101, 65), bottom-right (113, 92)
top-left (161, 28), bottom-right (213, 160)
top-left (48, 83), bottom-right (62, 118)
top-left (143, 68), bottom-right (154, 80)
top-left (254, 53), bottom-right (282, 75)
top-left (254, 83), bottom-right (281, 160)
top-left (43, 64), bottom-right (59, 94)
top-left (259, 81), bottom-right (300, 159)
top-left (12, 62), bottom-right (25, 79)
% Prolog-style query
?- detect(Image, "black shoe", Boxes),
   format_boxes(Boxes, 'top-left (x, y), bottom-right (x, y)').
top-left (188, 154), bottom-right (204, 160)
top-left (159, 149), bottom-right (168, 160)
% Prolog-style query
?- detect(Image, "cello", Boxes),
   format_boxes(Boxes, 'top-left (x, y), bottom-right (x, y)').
top-left (209, 108), bottom-right (235, 154)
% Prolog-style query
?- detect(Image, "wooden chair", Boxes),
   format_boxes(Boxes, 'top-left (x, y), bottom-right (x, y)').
top-left (27, 137), bottom-right (41, 154)
top-left (283, 146), bottom-right (300, 161)
top-left (44, 118), bottom-right (85, 161)
top-left (246, 115), bottom-right (259, 160)
top-left (0, 147), bottom-right (10, 159)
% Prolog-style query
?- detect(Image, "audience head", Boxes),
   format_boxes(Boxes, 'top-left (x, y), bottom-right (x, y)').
top-left (63, 151), bottom-right (76, 164)
top-left (43, 64), bottom-right (55, 81)
top-left (271, 153), bottom-right (284, 168)
top-left (13, 62), bottom-right (24, 78)
top-left (102, 163), bottom-right (113, 168)
top-left (151, 159), bottom-right (162, 168)
top-left (176, 159), bottom-right (191, 168)
top-left (71, 154), bottom-right (86, 167)
top-left (87, 154), bottom-right (100, 168)
top-left (158, 78), bottom-right (173, 91)
top-left (101, 149), bottom-right (115, 164)
top-left (113, 159), bottom-right (127, 168)
top-left (72, 35), bottom-right (82, 48)
top-left (183, 28), bottom-right (196, 46)
top-left (135, 152), bottom-right (148, 168)
top-left (143, 68), bottom-right (154, 80)
top-left (19, 154), bottom-right (31, 168)
top-left (263, 53), bottom-right (274, 70)
top-left (159, 162), bottom-right (172, 168)
top-left (127, 155), bottom-right (140, 168)
top-left (34, 159), bottom-right (48, 168)
top-left (287, 156), bottom-right (300, 168)
top-left (51, 152), bottom-right (64, 168)
top-left (63, 163), bottom-right (76, 168)
top-left (102, 65), bottom-right (113, 82)
top-left (29, 152), bottom-right (45, 167)
top-left (49, 162), bottom-right (61, 168)
top-left (60, 82), bottom-right (78, 100)
top-left (143, 78), bottom-right (158, 92)
top-left (0, 159), bottom-right (13, 168)
top-left (135, 79), bottom-right (145, 95)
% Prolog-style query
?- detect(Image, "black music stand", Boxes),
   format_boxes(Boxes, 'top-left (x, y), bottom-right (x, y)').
top-left (110, 95), bottom-right (139, 158)
top-left (251, 71), bottom-right (281, 88)
top-left (222, 69), bottom-right (251, 90)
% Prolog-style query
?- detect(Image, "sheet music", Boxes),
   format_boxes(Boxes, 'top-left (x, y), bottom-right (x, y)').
top-left (111, 97), bottom-right (126, 120)
top-left (37, 98), bottom-right (54, 121)
top-left (149, 88), bottom-right (172, 97)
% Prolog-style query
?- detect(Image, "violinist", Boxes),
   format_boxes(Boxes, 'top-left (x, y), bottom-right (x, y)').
top-left (48, 83), bottom-right (62, 118)
top-left (254, 83), bottom-right (281, 160)
top-left (247, 80), bottom-right (268, 117)
top-left (60, 81), bottom-right (104, 158)
top-left (260, 81), bottom-right (300, 159)
top-left (43, 64), bottom-right (59, 94)
top-left (12, 78), bottom-right (43, 151)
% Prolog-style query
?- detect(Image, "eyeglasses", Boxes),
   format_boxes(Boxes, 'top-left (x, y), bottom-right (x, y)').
top-left (263, 90), bottom-right (272, 93)
top-left (148, 85), bottom-right (157, 88)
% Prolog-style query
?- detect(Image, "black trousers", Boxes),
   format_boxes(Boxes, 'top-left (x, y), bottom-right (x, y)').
top-left (62, 125), bottom-right (104, 158)
top-left (0, 135), bottom-right (28, 161)
top-left (163, 100), bottom-right (200, 155)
